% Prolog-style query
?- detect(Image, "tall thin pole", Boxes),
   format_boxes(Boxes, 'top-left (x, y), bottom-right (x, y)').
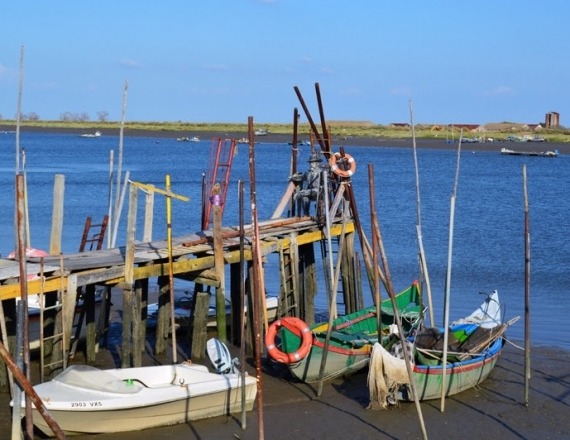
top-left (248, 117), bottom-right (264, 440)
top-left (368, 164), bottom-right (382, 332)
top-left (238, 180), bottom-right (247, 429)
top-left (166, 174), bottom-right (177, 364)
top-left (107, 150), bottom-right (114, 249)
top-left (371, 178), bottom-right (428, 440)
top-left (523, 164), bottom-right (531, 406)
top-left (316, 176), bottom-right (349, 397)
top-left (440, 134), bottom-right (462, 412)
top-left (315, 82), bottom-right (330, 152)
top-left (15, 175), bottom-right (34, 437)
top-left (113, 80), bottom-right (128, 238)
top-left (15, 46), bottom-right (24, 175)
top-left (409, 100), bottom-right (434, 326)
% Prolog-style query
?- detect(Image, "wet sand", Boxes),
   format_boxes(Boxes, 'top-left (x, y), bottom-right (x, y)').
top-left (1, 340), bottom-right (569, 439)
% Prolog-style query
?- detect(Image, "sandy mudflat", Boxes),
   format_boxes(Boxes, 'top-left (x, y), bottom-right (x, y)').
top-left (1, 342), bottom-right (569, 439)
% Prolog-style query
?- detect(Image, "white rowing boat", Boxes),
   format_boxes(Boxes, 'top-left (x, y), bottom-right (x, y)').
top-left (13, 345), bottom-right (256, 435)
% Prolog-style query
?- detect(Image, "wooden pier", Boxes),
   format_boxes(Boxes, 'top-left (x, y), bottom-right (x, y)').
top-left (0, 212), bottom-right (357, 375)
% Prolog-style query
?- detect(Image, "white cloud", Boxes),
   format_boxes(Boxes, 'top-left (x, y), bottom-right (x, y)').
top-left (390, 86), bottom-right (411, 96)
top-left (203, 63), bottom-right (229, 72)
top-left (120, 58), bottom-right (141, 68)
top-left (338, 87), bottom-right (362, 97)
top-left (485, 86), bottom-right (515, 96)
top-left (0, 63), bottom-right (16, 80)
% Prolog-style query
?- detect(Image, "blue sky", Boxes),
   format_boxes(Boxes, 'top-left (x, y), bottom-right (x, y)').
top-left (1, 0), bottom-right (568, 126)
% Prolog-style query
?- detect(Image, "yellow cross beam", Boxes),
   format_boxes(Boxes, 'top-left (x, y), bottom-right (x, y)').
top-left (129, 180), bottom-right (190, 202)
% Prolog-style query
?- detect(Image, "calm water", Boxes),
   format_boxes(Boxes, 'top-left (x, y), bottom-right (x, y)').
top-left (1, 131), bottom-right (568, 349)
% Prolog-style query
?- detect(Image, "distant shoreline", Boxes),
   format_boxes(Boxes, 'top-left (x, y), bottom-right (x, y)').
top-left (2, 124), bottom-right (569, 154)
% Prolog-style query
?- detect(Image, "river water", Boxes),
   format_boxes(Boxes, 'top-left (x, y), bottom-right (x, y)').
top-left (0, 131), bottom-right (568, 349)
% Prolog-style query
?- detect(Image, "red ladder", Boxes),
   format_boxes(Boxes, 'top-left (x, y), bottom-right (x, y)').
top-left (201, 138), bottom-right (237, 230)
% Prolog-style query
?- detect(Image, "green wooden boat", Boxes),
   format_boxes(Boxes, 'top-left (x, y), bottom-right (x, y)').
top-left (367, 290), bottom-right (510, 406)
top-left (265, 281), bottom-right (423, 383)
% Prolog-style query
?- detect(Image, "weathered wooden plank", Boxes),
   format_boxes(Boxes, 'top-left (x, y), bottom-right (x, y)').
top-left (0, 221), bottom-right (355, 302)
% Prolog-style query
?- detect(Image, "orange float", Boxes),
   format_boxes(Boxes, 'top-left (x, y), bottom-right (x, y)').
top-left (265, 317), bottom-right (312, 364)
top-left (329, 152), bottom-right (356, 178)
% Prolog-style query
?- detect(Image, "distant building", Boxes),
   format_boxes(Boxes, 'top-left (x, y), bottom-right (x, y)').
top-left (545, 112), bottom-right (560, 128)
top-left (450, 124), bottom-right (480, 132)
top-left (479, 123), bottom-right (530, 132)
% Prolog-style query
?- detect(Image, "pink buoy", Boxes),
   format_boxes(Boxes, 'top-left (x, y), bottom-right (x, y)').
top-left (7, 246), bottom-right (49, 259)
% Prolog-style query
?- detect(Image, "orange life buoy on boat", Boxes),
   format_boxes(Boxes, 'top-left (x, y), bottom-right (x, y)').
top-left (329, 152), bottom-right (356, 178)
top-left (265, 317), bottom-right (312, 364)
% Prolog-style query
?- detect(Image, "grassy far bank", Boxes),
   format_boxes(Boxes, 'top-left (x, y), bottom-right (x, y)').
top-left (2, 120), bottom-right (570, 142)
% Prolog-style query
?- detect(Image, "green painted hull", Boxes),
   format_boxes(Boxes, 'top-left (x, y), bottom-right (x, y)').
top-left (280, 282), bottom-right (422, 383)
top-left (399, 331), bottom-right (505, 401)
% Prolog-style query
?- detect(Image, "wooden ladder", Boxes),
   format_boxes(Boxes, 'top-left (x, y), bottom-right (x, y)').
top-left (39, 216), bottom-right (109, 379)
top-left (279, 240), bottom-right (299, 317)
top-left (72, 215), bottom-right (109, 356)
top-left (201, 138), bottom-right (237, 230)
top-left (39, 257), bottom-right (69, 381)
top-left (79, 215), bottom-right (109, 252)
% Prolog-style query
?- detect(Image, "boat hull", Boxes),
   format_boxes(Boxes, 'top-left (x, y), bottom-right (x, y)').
top-left (281, 282), bottom-right (422, 383)
top-left (32, 385), bottom-right (256, 435)
top-left (22, 363), bottom-right (257, 436)
top-left (399, 337), bottom-right (504, 401)
top-left (287, 343), bottom-right (370, 383)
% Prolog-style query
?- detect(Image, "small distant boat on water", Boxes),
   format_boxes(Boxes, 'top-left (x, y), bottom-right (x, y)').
top-left (288, 140), bottom-right (311, 146)
top-left (176, 136), bottom-right (200, 142)
top-left (13, 350), bottom-right (257, 436)
top-left (237, 137), bottom-right (249, 144)
top-left (80, 131), bottom-right (101, 138)
top-left (254, 128), bottom-right (268, 136)
top-left (500, 147), bottom-right (559, 157)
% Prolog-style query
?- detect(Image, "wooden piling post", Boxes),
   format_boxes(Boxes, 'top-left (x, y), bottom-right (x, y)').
top-left (155, 276), bottom-right (170, 355)
top-left (121, 183), bottom-right (137, 368)
top-left (212, 183), bottom-right (227, 342)
top-left (191, 292), bottom-right (209, 362)
top-left (131, 280), bottom-right (142, 367)
top-left (298, 243), bottom-right (317, 325)
top-left (340, 231), bottom-right (357, 314)
top-left (49, 174), bottom-right (65, 256)
top-left (84, 283), bottom-right (97, 363)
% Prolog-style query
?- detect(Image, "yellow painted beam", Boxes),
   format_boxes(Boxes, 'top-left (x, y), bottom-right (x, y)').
top-left (0, 221), bottom-right (355, 300)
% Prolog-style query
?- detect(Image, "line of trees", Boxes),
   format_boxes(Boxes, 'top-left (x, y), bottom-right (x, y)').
top-left (1, 111), bottom-right (110, 122)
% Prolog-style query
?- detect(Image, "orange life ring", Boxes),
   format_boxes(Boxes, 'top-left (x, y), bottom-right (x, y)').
top-left (330, 152), bottom-right (356, 178)
top-left (265, 317), bottom-right (312, 364)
